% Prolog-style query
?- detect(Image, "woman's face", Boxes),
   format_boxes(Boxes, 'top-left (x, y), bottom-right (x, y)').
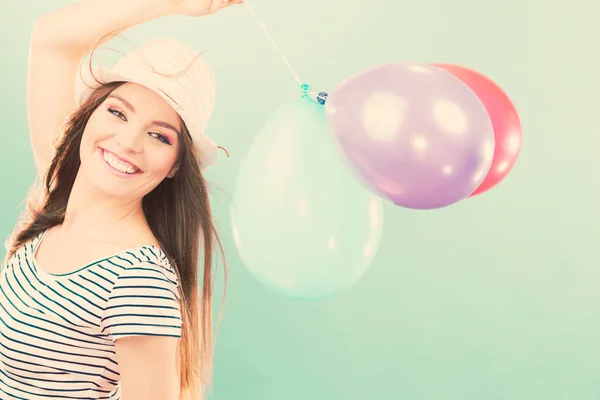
top-left (79, 82), bottom-right (182, 201)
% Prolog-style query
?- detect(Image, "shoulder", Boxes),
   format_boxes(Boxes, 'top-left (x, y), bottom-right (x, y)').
top-left (109, 243), bottom-right (177, 279)
top-left (122, 246), bottom-right (178, 278)
top-left (108, 229), bottom-right (179, 285)
top-left (2, 230), bottom-right (44, 267)
top-left (111, 248), bottom-right (181, 301)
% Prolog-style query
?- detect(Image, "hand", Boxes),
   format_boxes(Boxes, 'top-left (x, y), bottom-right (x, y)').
top-left (171, 0), bottom-right (244, 17)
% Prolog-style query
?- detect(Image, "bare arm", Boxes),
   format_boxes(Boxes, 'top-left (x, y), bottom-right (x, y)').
top-left (31, 0), bottom-right (177, 56)
top-left (27, 0), bottom-right (178, 179)
top-left (114, 336), bottom-right (181, 400)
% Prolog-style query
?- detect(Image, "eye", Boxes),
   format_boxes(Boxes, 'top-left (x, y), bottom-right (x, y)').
top-left (108, 106), bottom-right (172, 145)
top-left (149, 132), bottom-right (172, 145)
top-left (108, 107), bottom-right (126, 121)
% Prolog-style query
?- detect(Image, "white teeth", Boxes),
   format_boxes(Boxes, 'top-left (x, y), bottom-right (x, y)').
top-left (102, 150), bottom-right (138, 174)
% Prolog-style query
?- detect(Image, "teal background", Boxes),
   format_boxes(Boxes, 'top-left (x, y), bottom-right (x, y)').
top-left (1, 0), bottom-right (599, 399)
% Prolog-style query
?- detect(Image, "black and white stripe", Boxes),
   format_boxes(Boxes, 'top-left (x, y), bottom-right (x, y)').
top-left (0, 233), bottom-right (182, 399)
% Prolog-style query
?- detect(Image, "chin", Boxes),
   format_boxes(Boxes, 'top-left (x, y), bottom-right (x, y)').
top-left (75, 147), bottom-right (136, 199)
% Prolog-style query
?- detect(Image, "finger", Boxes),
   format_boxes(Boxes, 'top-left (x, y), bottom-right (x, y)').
top-left (212, 0), bottom-right (244, 12)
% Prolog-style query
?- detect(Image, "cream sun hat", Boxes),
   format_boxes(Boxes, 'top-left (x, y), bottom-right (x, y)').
top-left (75, 37), bottom-right (220, 171)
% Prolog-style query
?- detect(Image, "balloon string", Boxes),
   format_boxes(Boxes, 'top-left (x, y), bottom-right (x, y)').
top-left (242, 1), bottom-right (326, 103)
top-left (243, 1), bottom-right (301, 85)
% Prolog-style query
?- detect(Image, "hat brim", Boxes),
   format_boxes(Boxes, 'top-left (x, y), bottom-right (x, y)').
top-left (75, 64), bottom-right (219, 171)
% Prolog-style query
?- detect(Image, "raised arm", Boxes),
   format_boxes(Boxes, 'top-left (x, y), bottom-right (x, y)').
top-left (27, 0), bottom-right (178, 179)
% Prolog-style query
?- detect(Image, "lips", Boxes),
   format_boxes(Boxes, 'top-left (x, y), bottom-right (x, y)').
top-left (100, 147), bottom-right (143, 173)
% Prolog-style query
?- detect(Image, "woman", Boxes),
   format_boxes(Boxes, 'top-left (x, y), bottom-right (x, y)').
top-left (0, 0), bottom-right (242, 399)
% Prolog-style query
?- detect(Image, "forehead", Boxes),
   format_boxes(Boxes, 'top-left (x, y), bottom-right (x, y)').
top-left (108, 83), bottom-right (181, 130)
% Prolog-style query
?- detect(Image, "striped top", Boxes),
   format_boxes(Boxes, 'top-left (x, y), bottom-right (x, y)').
top-left (0, 231), bottom-right (182, 399)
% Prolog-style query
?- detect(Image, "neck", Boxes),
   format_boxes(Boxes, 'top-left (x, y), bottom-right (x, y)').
top-left (60, 170), bottom-right (147, 241)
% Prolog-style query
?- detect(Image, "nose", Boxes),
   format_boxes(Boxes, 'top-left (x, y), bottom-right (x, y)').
top-left (114, 127), bottom-right (144, 154)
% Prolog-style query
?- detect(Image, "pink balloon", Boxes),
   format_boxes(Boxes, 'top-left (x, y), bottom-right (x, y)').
top-left (433, 64), bottom-right (523, 197)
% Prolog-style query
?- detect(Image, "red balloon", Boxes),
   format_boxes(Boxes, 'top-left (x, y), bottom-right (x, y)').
top-left (433, 64), bottom-right (522, 197)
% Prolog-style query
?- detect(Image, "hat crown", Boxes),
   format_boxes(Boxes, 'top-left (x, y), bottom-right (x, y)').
top-left (113, 38), bottom-right (216, 135)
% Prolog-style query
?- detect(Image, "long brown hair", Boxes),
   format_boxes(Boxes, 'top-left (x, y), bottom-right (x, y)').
top-left (5, 38), bottom-right (225, 400)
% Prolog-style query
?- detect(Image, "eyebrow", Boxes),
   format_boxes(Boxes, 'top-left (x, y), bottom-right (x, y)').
top-left (108, 94), bottom-right (181, 135)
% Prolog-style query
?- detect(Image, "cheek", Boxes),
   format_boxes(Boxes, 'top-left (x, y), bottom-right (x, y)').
top-left (81, 114), bottom-right (106, 144)
top-left (79, 125), bottom-right (96, 154)
top-left (147, 148), bottom-right (179, 176)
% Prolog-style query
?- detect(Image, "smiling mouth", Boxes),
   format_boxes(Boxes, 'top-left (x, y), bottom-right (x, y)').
top-left (100, 148), bottom-right (142, 175)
